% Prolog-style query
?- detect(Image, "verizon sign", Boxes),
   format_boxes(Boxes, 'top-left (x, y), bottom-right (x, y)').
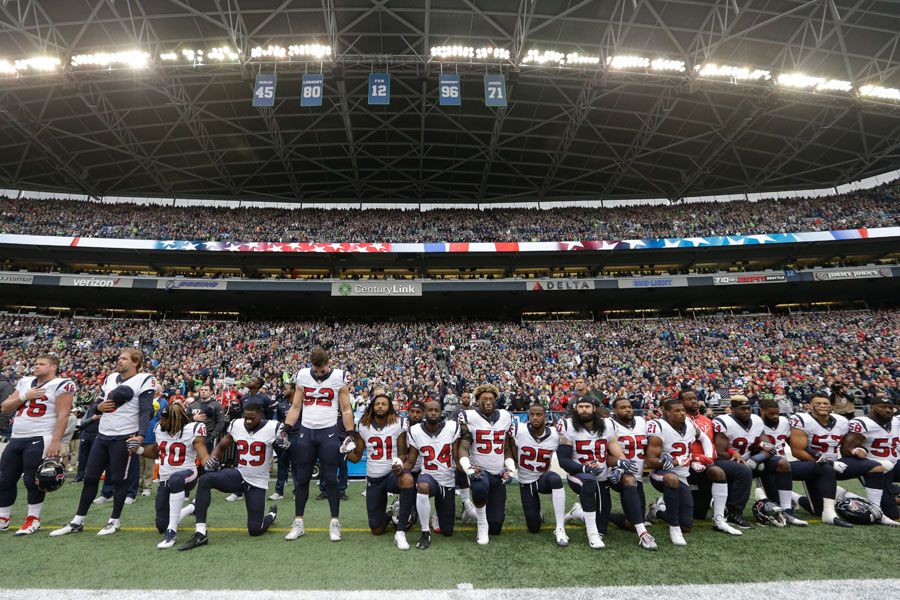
top-left (526, 279), bottom-right (595, 291)
top-left (713, 273), bottom-right (786, 286)
top-left (59, 275), bottom-right (134, 288)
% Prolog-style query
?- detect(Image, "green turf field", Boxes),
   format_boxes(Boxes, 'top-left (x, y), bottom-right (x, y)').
top-left (1, 478), bottom-right (897, 590)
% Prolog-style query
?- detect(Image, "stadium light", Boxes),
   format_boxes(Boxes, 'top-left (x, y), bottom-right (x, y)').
top-left (608, 55), bottom-right (650, 70)
top-left (859, 84), bottom-right (900, 101)
top-left (777, 73), bottom-right (852, 92)
top-left (249, 44), bottom-right (331, 60)
top-left (208, 46), bottom-right (240, 62)
top-left (430, 46), bottom-right (510, 60)
top-left (695, 63), bottom-right (771, 81)
top-left (650, 58), bottom-right (686, 73)
top-left (0, 60), bottom-right (16, 74)
top-left (159, 52), bottom-right (178, 61)
top-left (70, 50), bottom-right (150, 69)
top-left (13, 56), bottom-right (61, 72)
top-left (521, 49), bottom-right (565, 65)
top-left (565, 52), bottom-right (601, 66)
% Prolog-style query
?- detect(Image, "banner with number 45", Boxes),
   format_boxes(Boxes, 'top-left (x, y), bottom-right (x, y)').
top-left (253, 73), bottom-right (277, 107)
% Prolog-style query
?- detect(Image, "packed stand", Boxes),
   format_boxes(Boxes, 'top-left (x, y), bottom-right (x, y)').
top-left (1, 182), bottom-right (898, 243)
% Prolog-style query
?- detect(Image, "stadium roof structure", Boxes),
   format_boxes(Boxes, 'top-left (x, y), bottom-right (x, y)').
top-left (0, 0), bottom-right (899, 205)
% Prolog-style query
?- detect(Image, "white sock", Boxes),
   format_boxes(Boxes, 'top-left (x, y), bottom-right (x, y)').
top-left (711, 483), bottom-right (728, 519)
top-left (669, 525), bottom-right (682, 537)
top-left (168, 491), bottom-right (185, 531)
top-left (475, 505), bottom-right (488, 527)
top-left (571, 503), bottom-right (585, 522)
top-left (108, 518), bottom-right (120, 526)
top-left (179, 503), bottom-right (195, 524)
top-left (459, 488), bottom-right (471, 503)
top-left (0, 506), bottom-right (11, 519)
top-left (26, 503), bottom-right (42, 518)
top-left (864, 487), bottom-right (883, 508)
top-left (583, 511), bottom-right (599, 536)
top-left (416, 493), bottom-right (431, 532)
top-left (791, 491), bottom-right (802, 503)
top-left (551, 488), bottom-right (566, 529)
top-left (635, 522), bottom-right (647, 536)
top-left (196, 522), bottom-right (207, 535)
top-left (72, 514), bottom-right (85, 526)
top-left (778, 489), bottom-right (793, 511)
top-left (822, 498), bottom-right (837, 522)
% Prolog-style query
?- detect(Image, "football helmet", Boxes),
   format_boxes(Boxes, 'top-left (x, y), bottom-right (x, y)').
top-left (390, 498), bottom-right (417, 531)
top-left (836, 498), bottom-right (883, 525)
top-left (35, 458), bottom-right (66, 492)
top-left (752, 499), bottom-right (786, 527)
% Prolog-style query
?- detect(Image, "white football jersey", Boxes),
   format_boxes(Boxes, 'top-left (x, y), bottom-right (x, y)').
top-left (12, 376), bottom-right (75, 439)
top-left (229, 418), bottom-right (282, 489)
top-left (512, 421), bottom-right (559, 485)
top-left (610, 416), bottom-right (648, 481)
top-left (459, 409), bottom-right (514, 475)
top-left (557, 417), bottom-right (617, 480)
top-left (713, 414), bottom-right (764, 460)
top-left (293, 367), bottom-right (347, 430)
top-left (99, 372), bottom-right (157, 436)
top-left (647, 418), bottom-right (700, 480)
top-left (406, 421), bottom-right (460, 487)
top-left (761, 416), bottom-right (791, 457)
top-left (848, 416), bottom-right (899, 463)
top-left (154, 422), bottom-right (206, 482)
top-left (358, 417), bottom-right (405, 478)
top-left (404, 418), bottom-right (424, 472)
top-left (790, 412), bottom-right (849, 461)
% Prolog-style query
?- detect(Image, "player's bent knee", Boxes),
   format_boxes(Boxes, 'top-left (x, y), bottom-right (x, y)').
top-left (662, 473), bottom-right (680, 488)
top-left (623, 474), bottom-right (637, 486)
top-left (398, 473), bottom-right (414, 488)
top-left (707, 466), bottom-right (725, 481)
top-left (776, 459), bottom-right (790, 473)
top-left (416, 482), bottom-right (430, 495)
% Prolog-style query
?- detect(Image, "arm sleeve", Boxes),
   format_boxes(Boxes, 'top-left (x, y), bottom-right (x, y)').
top-left (137, 389), bottom-right (155, 437)
top-left (699, 428), bottom-right (714, 458)
top-left (557, 443), bottom-right (584, 475)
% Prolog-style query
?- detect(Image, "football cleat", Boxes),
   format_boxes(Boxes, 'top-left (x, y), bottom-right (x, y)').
top-left (93, 495), bottom-right (112, 505)
top-left (416, 531), bottom-right (432, 550)
top-left (285, 518), bottom-right (305, 540)
top-left (638, 531), bottom-right (658, 551)
top-left (178, 531), bottom-right (208, 551)
top-left (97, 520), bottom-right (120, 536)
top-left (475, 522), bottom-right (489, 546)
top-left (430, 512), bottom-right (441, 534)
top-left (329, 518), bottom-right (342, 542)
top-left (564, 502), bottom-right (584, 524)
top-left (394, 530), bottom-right (409, 550)
top-left (783, 510), bottom-right (808, 527)
top-left (141, 489), bottom-right (151, 497)
top-left (669, 527), bottom-right (687, 546)
top-left (554, 527), bottom-right (569, 548)
top-left (822, 515), bottom-right (854, 528)
top-left (880, 515), bottom-right (900, 527)
top-left (0, 517), bottom-right (10, 531)
top-left (267, 504), bottom-right (278, 524)
top-left (157, 529), bottom-right (178, 549)
top-left (225, 494), bottom-right (240, 502)
top-left (269, 492), bottom-right (284, 500)
top-left (49, 522), bottom-right (83, 537)
top-left (587, 532), bottom-right (605, 549)
top-left (713, 515), bottom-right (743, 536)
top-left (725, 511), bottom-right (752, 529)
top-left (646, 496), bottom-right (665, 523)
top-left (13, 516), bottom-right (40, 536)
top-left (124, 496), bottom-right (135, 505)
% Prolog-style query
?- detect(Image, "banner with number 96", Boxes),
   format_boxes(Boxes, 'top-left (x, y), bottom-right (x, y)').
top-left (438, 73), bottom-right (461, 106)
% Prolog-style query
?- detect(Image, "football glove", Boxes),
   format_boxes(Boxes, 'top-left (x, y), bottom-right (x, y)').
top-left (608, 467), bottom-right (624, 485)
top-left (758, 441), bottom-right (776, 453)
top-left (273, 430), bottom-right (290, 451)
top-left (584, 463), bottom-right (604, 476)
top-left (126, 438), bottom-right (142, 453)
top-left (205, 456), bottom-right (220, 471)
top-left (660, 453), bottom-right (675, 471)
top-left (745, 452), bottom-right (769, 472)
top-left (615, 459), bottom-right (639, 476)
top-left (832, 460), bottom-right (848, 474)
top-left (339, 436), bottom-right (356, 455)
top-left (689, 460), bottom-right (707, 473)
top-left (502, 458), bottom-right (518, 482)
top-left (675, 454), bottom-right (692, 468)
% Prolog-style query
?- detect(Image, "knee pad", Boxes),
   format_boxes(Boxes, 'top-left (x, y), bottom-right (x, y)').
top-left (545, 472), bottom-right (563, 489)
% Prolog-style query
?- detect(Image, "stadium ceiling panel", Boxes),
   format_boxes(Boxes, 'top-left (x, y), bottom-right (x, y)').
top-left (0, 0), bottom-right (898, 204)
